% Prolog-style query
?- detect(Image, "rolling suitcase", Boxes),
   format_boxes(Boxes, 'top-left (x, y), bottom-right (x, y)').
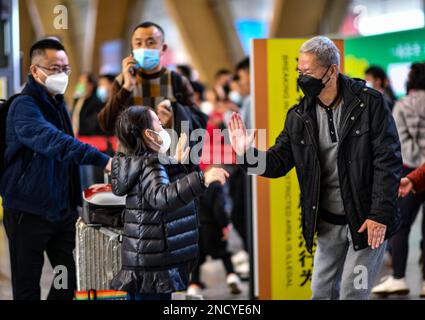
top-left (75, 217), bottom-right (123, 291)
top-left (81, 178), bottom-right (126, 228)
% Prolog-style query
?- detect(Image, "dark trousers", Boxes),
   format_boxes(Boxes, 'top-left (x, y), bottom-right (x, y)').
top-left (390, 167), bottom-right (425, 280)
top-left (228, 166), bottom-right (248, 249)
top-left (190, 225), bottom-right (235, 285)
top-left (3, 208), bottom-right (77, 300)
top-left (190, 253), bottom-right (235, 285)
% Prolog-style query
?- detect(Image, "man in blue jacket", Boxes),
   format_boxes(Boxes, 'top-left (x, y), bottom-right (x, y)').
top-left (0, 39), bottom-right (111, 300)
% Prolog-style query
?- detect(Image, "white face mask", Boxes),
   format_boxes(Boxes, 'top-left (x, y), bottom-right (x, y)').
top-left (229, 91), bottom-right (242, 104)
top-left (200, 101), bottom-right (214, 116)
top-left (366, 81), bottom-right (374, 89)
top-left (39, 69), bottom-right (69, 95)
top-left (148, 129), bottom-right (171, 154)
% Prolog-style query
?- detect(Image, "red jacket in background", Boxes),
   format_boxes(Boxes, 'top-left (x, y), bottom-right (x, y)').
top-left (200, 111), bottom-right (235, 171)
top-left (407, 163), bottom-right (425, 193)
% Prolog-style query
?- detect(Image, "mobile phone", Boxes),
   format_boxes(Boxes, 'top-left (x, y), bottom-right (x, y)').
top-left (128, 52), bottom-right (138, 77)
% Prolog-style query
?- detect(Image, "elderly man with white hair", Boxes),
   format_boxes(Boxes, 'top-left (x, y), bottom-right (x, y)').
top-left (228, 36), bottom-right (402, 299)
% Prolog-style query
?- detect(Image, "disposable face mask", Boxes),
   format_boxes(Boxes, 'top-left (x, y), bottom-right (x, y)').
top-left (96, 87), bottom-right (108, 103)
top-left (366, 81), bottom-right (373, 88)
top-left (148, 128), bottom-right (171, 153)
top-left (133, 48), bottom-right (160, 71)
top-left (229, 91), bottom-right (242, 105)
top-left (297, 65), bottom-right (331, 98)
top-left (39, 69), bottom-right (69, 95)
top-left (200, 101), bottom-right (214, 116)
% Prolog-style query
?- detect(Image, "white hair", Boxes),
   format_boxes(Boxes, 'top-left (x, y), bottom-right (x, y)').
top-left (299, 36), bottom-right (340, 68)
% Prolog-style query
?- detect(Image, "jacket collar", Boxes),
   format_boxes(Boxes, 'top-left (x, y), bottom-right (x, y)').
top-left (298, 74), bottom-right (364, 115)
top-left (22, 74), bottom-right (65, 109)
top-left (294, 74), bottom-right (366, 147)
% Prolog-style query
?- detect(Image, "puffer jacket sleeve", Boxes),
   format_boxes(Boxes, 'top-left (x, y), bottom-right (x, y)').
top-left (141, 161), bottom-right (206, 210)
top-left (111, 154), bottom-right (145, 196)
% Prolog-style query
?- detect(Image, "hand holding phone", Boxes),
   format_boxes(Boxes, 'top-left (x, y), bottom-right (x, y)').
top-left (122, 54), bottom-right (137, 91)
top-left (156, 99), bottom-right (173, 128)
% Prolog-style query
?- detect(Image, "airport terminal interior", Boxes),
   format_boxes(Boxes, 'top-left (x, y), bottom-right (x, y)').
top-left (1, 0), bottom-right (425, 301)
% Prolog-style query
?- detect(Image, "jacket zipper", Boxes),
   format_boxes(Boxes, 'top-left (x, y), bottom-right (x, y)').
top-left (295, 109), bottom-right (320, 252)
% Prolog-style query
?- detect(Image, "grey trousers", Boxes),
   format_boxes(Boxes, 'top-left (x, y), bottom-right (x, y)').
top-left (311, 219), bottom-right (387, 300)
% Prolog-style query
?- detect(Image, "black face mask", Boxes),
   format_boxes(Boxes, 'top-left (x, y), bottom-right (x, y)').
top-left (297, 65), bottom-right (332, 98)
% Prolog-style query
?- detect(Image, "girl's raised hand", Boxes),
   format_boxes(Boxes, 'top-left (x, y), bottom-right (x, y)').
top-left (174, 132), bottom-right (190, 164)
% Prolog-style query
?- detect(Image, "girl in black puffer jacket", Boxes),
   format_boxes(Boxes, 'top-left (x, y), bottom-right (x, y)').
top-left (111, 106), bottom-right (228, 300)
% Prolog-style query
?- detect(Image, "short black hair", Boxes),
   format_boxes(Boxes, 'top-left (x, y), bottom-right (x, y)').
top-left (177, 65), bottom-right (192, 80)
top-left (365, 65), bottom-right (397, 101)
top-left (83, 73), bottom-right (97, 87)
top-left (132, 21), bottom-right (165, 41)
top-left (236, 57), bottom-right (250, 72)
top-left (30, 38), bottom-right (66, 63)
top-left (408, 62), bottom-right (425, 91)
top-left (365, 65), bottom-right (387, 83)
top-left (215, 68), bottom-right (232, 79)
top-left (99, 74), bottom-right (117, 83)
top-left (191, 81), bottom-right (205, 99)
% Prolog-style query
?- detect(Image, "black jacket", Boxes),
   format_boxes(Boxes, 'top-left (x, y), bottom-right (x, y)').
top-left (243, 74), bottom-right (402, 253)
top-left (198, 182), bottom-right (232, 259)
top-left (110, 152), bottom-right (206, 293)
top-left (75, 93), bottom-right (106, 136)
top-left (199, 182), bottom-right (231, 228)
top-left (0, 75), bottom-right (108, 220)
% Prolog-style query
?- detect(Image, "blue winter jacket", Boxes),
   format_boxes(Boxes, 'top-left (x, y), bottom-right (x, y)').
top-left (0, 75), bottom-right (109, 221)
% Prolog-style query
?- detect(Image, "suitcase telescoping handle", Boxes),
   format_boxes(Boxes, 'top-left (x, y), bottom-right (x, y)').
top-left (104, 172), bottom-right (111, 184)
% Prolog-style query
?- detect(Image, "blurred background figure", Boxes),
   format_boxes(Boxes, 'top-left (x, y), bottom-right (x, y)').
top-left (372, 62), bottom-right (425, 298)
top-left (176, 64), bottom-right (206, 107)
top-left (96, 74), bottom-right (116, 104)
top-left (213, 69), bottom-right (233, 102)
top-left (187, 165), bottom-right (242, 296)
top-left (196, 64), bottom-right (251, 282)
top-left (228, 75), bottom-right (243, 109)
top-left (235, 57), bottom-right (252, 129)
top-left (365, 65), bottom-right (397, 111)
top-left (224, 58), bottom-right (254, 278)
top-left (72, 73), bottom-right (117, 189)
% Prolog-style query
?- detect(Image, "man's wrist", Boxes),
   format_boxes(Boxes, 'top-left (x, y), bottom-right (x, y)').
top-left (122, 83), bottom-right (134, 92)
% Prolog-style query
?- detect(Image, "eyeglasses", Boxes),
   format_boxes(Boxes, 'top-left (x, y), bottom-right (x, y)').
top-left (36, 64), bottom-right (72, 75)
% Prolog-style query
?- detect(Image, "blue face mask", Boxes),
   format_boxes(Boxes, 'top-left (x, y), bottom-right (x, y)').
top-left (96, 87), bottom-right (108, 103)
top-left (132, 48), bottom-right (160, 71)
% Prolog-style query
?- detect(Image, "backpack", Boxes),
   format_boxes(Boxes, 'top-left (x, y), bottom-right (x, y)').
top-left (0, 93), bottom-right (45, 180)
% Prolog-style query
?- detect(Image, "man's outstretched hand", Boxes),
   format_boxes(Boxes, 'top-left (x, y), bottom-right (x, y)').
top-left (227, 112), bottom-right (256, 156)
top-left (358, 219), bottom-right (387, 250)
